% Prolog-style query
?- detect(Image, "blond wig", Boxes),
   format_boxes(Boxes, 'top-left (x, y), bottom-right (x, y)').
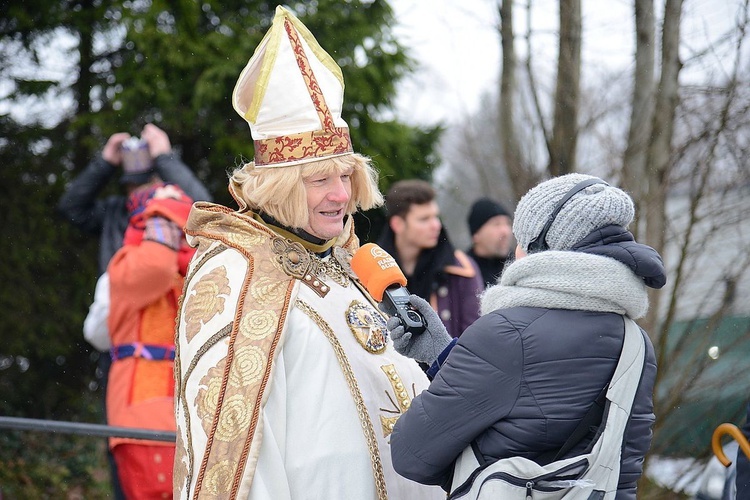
top-left (228, 153), bottom-right (384, 229)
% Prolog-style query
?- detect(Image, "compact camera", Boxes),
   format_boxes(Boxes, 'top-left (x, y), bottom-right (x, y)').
top-left (120, 137), bottom-right (152, 174)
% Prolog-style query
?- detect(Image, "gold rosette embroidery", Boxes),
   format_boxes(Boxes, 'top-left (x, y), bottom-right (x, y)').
top-left (196, 364), bottom-right (226, 435)
top-left (249, 276), bottom-right (288, 305)
top-left (215, 394), bottom-right (253, 442)
top-left (223, 231), bottom-right (264, 249)
top-left (229, 345), bottom-right (266, 388)
top-left (239, 310), bottom-right (278, 340)
top-left (204, 459), bottom-right (235, 496)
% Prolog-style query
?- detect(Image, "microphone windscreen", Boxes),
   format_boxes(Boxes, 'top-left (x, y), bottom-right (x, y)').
top-left (350, 243), bottom-right (407, 301)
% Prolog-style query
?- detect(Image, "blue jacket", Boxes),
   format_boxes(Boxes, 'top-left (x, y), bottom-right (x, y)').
top-left (391, 307), bottom-right (656, 498)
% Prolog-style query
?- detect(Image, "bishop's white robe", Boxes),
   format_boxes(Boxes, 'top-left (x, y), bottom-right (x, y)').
top-left (174, 203), bottom-right (444, 500)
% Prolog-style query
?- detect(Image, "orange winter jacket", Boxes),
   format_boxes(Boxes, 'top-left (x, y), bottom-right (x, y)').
top-left (105, 190), bottom-right (194, 448)
top-left (106, 240), bottom-right (184, 448)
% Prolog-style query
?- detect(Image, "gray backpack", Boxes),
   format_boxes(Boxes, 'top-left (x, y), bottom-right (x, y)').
top-left (449, 317), bottom-right (646, 500)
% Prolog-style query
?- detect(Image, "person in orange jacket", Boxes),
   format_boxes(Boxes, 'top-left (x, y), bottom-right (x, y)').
top-left (106, 182), bottom-right (195, 499)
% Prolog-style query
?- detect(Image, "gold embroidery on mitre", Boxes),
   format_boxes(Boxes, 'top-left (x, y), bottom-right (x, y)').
top-left (184, 266), bottom-right (232, 341)
top-left (346, 300), bottom-right (388, 354)
top-left (285, 17), bottom-right (332, 133)
top-left (204, 459), bottom-right (235, 496)
top-left (254, 128), bottom-right (352, 167)
top-left (379, 364), bottom-right (413, 438)
top-left (252, 17), bottom-right (352, 167)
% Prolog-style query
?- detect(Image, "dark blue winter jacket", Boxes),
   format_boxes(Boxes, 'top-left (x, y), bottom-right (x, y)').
top-left (390, 226), bottom-right (661, 499)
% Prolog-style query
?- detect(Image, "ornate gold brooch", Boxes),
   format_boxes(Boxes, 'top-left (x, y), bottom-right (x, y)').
top-left (345, 300), bottom-right (388, 354)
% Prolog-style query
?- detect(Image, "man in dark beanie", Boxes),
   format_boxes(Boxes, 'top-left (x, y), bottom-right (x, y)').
top-left (466, 197), bottom-right (513, 286)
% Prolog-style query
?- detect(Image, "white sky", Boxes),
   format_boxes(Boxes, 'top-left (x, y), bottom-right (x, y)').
top-left (1, 0), bottom-right (742, 130)
top-left (390, 0), bottom-right (744, 127)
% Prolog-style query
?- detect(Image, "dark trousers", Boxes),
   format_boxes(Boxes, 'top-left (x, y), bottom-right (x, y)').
top-left (736, 401), bottom-right (750, 499)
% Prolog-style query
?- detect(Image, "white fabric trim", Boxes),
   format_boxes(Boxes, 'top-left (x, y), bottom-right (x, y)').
top-left (83, 272), bottom-right (111, 352)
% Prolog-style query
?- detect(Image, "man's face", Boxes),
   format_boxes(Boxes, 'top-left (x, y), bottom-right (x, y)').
top-left (302, 168), bottom-right (353, 240)
top-left (472, 215), bottom-right (513, 258)
top-left (395, 201), bottom-right (442, 250)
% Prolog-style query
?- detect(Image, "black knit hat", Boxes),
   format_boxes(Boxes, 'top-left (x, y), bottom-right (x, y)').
top-left (468, 197), bottom-right (511, 235)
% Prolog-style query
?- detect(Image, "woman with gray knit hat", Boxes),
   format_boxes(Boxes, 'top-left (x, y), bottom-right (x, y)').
top-left (388, 173), bottom-right (666, 498)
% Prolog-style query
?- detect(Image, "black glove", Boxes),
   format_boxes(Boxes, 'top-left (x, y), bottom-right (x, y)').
top-left (386, 294), bottom-right (453, 365)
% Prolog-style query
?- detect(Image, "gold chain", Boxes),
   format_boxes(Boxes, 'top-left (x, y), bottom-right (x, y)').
top-left (296, 300), bottom-right (389, 500)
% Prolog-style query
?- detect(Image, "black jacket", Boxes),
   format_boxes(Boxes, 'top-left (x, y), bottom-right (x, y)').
top-left (58, 153), bottom-right (211, 273)
top-left (736, 401), bottom-right (750, 497)
top-left (466, 248), bottom-right (507, 286)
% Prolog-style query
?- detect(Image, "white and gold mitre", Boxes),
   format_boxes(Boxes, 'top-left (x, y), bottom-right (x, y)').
top-left (232, 5), bottom-right (353, 168)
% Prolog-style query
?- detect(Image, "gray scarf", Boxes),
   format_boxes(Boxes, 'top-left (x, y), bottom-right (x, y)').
top-left (480, 251), bottom-right (649, 319)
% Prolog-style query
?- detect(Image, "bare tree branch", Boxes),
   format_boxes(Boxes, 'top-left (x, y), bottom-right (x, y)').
top-left (548, 0), bottom-right (581, 176)
top-left (623, 0), bottom-right (655, 241)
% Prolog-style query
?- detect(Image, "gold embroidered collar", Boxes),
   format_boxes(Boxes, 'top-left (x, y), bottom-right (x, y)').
top-left (249, 211), bottom-right (336, 254)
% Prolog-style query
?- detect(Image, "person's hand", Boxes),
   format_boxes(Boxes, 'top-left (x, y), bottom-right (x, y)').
top-left (102, 132), bottom-right (132, 165)
top-left (141, 123), bottom-right (172, 157)
top-left (386, 294), bottom-right (453, 365)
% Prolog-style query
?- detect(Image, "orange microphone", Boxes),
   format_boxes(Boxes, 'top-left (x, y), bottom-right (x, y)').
top-left (351, 243), bottom-right (426, 334)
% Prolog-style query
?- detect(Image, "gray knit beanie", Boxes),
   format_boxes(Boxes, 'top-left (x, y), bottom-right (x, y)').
top-left (513, 173), bottom-right (635, 252)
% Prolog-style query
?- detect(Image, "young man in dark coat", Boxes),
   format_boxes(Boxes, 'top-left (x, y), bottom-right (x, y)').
top-left (377, 179), bottom-right (484, 338)
top-left (388, 173), bottom-right (666, 498)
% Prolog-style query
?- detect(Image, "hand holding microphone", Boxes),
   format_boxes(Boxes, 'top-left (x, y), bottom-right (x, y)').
top-left (350, 243), bottom-right (426, 334)
top-left (386, 295), bottom-right (453, 365)
top-left (351, 243), bottom-right (453, 365)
